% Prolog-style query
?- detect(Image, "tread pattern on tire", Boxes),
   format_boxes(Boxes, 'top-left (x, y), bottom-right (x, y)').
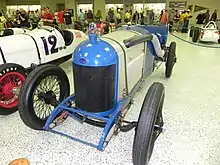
top-left (132, 82), bottom-right (165, 165)
top-left (192, 28), bottom-right (200, 42)
top-left (189, 26), bottom-right (194, 37)
top-left (165, 42), bottom-right (176, 78)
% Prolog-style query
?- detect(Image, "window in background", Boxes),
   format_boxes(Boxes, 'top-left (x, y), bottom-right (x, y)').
top-left (77, 4), bottom-right (93, 13)
top-left (6, 5), bottom-right (41, 12)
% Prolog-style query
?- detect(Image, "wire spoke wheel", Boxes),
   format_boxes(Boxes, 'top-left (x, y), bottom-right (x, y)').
top-left (33, 75), bottom-right (61, 120)
top-left (0, 63), bottom-right (26, 115)
top-left (19, 64), bottom-right (70, 130)
top-left (0, 72), bottom-right (25, 108)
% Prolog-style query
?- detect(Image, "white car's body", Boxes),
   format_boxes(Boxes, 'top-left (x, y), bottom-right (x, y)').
top-left (199, 21), bottom-right (220, 43)
top-left (0, 26), bottom-right (88, 68)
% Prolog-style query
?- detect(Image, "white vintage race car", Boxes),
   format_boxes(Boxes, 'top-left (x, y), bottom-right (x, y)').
top-left (0, 25), bottom-right (87, 115)
top-left (191, 21), bottom-right (220, 43)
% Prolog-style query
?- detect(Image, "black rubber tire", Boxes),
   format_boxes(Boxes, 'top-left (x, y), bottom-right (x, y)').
top-left (192, 28), bottom-right (200, 42)
top-left (165, 42), bottom-right (176, 78)
top-left (132, 82), bottom-right (165, 165)
top-left (18, 64), bottom-right (70, 130)
top-left (0, 63), bottom-right (27, 115)
top-left (189, 26), bottom-right (194, 37)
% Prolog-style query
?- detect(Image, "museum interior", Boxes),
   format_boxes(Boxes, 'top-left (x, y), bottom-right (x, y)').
top-left (0, 0), bottom-right (220, 165)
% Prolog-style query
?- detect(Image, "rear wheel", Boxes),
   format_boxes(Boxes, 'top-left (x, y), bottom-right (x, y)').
top-left (132, 82), bottom-right (165, 165)
top-left (18, 64), bottom-right (70, 130)
top-left (189, 26), bottom-right (194, 37)
top-left (192, 28), bottom-right (200, 42)
top-left (165, 42), bottom-right (176, 78)
top-left (0, 63), bottom-right (26, 115)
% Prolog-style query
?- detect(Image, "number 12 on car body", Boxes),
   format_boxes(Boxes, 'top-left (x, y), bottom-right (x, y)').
top-left (41, 35), bottom-right (58, 55)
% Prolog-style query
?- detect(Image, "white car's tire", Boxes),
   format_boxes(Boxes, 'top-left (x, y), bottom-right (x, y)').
top-left (192, 28), bottom-right (200, 42)
top-left (189, 26), bottom-right (194, 37)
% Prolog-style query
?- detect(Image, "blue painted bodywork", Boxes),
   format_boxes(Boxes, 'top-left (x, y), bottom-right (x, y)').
top-left (139, 24), bottom-right (168, 45)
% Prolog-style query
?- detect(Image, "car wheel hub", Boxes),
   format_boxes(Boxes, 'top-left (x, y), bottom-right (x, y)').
top-left (38, 91), bottom-right (56, 105)
top-left (2, 83), bottom-right (15, 97)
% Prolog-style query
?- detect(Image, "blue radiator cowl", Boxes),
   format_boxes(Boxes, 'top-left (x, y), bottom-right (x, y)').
top-left (73, 34), bottom-right (118, 67)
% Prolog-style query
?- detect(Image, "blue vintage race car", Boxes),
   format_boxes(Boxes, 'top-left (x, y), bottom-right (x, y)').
top-left (18, 24), bottom-right (176, 165)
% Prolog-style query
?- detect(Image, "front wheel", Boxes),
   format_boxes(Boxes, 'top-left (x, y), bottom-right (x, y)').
top-left (0, 63), bottom-right (27, 115)
top-left (18, 64), bottom-right (70, 130)
top-left (132, 82), bottom-right (165, 165)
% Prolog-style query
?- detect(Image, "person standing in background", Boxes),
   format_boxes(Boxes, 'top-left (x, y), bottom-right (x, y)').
top-left (132, 11), bottom-right (139, 24)
top-left (34, 9), bottom-right (40, 19)
top-left (182, 9), bottom-right (191, 32)
top-left (6, 10), bottom-right (13, 20)
top-left (78, 9), bottom-right (85, 22)
top-left (41, 6), bottom-right (54, 26)
top-left (140, 10), bottom-right (144, 25)
top-left (210, 9), bottom-right (217, 22)
top-left (87, 10), bottom-right (93, 23)
top-left (116, 9), bottom-right (122, 24)
top-left (18, 9), bottom-right (30, 28)
top-left (204, 9), bottom-right (210, 24)
top-left (149, 10), bottom-right (155, 24)
top-left (168, 8), bottom-right (175, 32)
top-left (173, 10), bottom-right (180, 31)
top-left (64, 9), bottom-right (72, 28)
top-left (124, 10), bottom-right (131, 23)
top-left (94, 9), bottom-right (102, 22)
top-left (108, 8), bottom-right (115, 23)
top-left (84, 10), bottom-right (88, 20)
top-left (0, 12), bottom-right (6, 32)
top-left (160, 10), bottom-right (168, 25)
top-left (179, 11), bottom-right (185, 31)
top-left (57, 9), bottom-right (65, 29)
